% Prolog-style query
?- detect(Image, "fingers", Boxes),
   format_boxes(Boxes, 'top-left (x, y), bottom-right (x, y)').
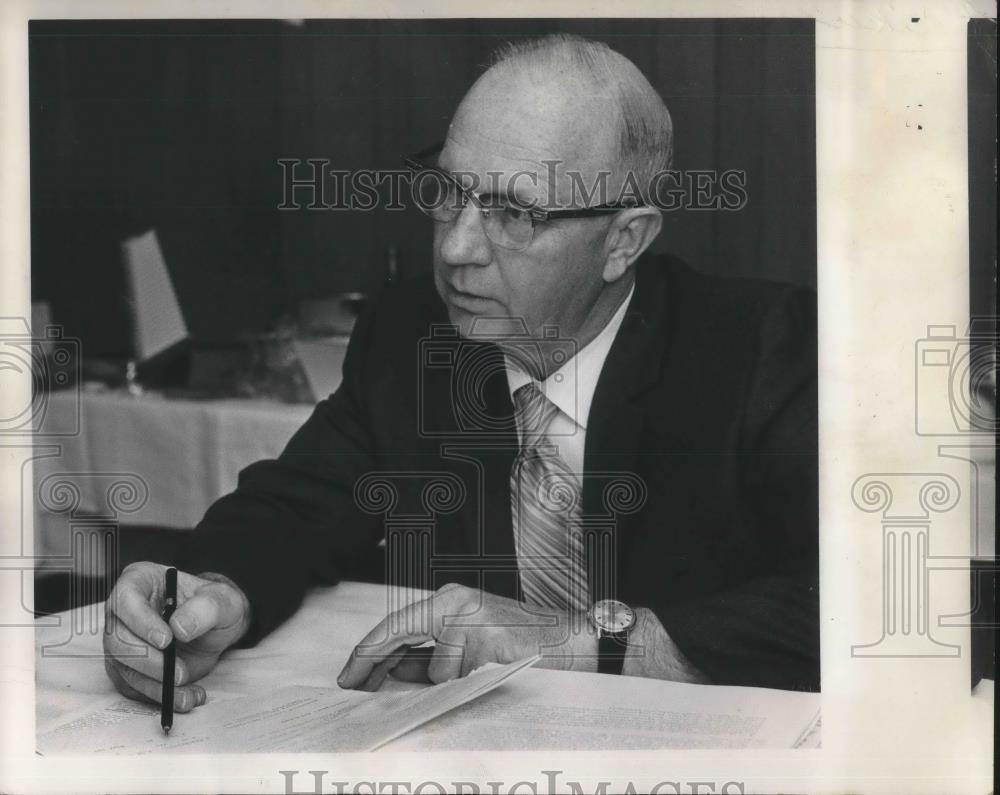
top-left (357, 647), bottom-right (409, 692)
top-left (104, 613), bottom-right (207, 687)
top-left (426, 632), bottom-right (466, 684)
top-left (338, 585), bottom-right (481, 689)
top-left (337, 597), bottom-right (433, 690)
top-left (337, 595), bottom-right (439, 689)
top-left (388, 646), bottom-right (435, 683)
top-left (358, 645), bottom-right (439, 690)
top-left (104, 656), bottom-right (207, 713)
top-left (104, 612), bottom-right (165, 679)
top-left (169, 582), bottom-right (244, 646)
top-left (106, 564), bottom-right (172, 650)
top-left (103, 564), bottom-right (228, 692)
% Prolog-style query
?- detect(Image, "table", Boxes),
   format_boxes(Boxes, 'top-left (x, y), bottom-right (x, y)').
top-left (36, 581), bottom-right (405, 733)
top-left (32, 390), bottom-right (313, 576)
top-left (35, 582), bottom-right (839, 754)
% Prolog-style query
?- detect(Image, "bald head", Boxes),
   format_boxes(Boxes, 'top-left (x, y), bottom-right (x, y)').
top-left (432, 34), bottom-right (668, 350)
top-left (448, 34), bottom-right (673, 205)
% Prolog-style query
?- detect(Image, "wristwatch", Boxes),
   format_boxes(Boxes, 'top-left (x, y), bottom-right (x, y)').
top-left (588, 599), bottom-right (636, 675)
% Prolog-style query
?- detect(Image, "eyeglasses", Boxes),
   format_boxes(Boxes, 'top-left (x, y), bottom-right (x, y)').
top-left (403, 142), bottom-right (637, 252)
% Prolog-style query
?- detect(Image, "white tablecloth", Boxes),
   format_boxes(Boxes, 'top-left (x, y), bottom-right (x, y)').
top-left (33, 390), bottom-right (313, 572)
top-left (34, 582), bottom-right (842, 754)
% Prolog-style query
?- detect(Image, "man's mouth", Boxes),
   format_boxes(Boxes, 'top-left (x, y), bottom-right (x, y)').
top-left (444, 283), bottom-right (494, 308)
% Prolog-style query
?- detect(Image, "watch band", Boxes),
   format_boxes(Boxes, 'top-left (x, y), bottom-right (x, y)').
top-left (597, 629), bottom-right (630, 675)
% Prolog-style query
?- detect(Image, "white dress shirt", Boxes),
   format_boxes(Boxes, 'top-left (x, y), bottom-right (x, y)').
top-left (504, 282), bottom-right (635, 476)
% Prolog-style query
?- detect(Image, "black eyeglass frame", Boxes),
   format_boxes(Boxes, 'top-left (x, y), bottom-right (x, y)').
top-left (403, 141), bottom-right (641, 224)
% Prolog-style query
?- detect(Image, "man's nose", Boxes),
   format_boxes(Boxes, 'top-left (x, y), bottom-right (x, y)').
top-left (437, 202), bottom-right (492, 267)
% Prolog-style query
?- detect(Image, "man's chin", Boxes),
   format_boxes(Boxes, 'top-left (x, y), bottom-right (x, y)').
top-left (444, 306), bottom-right (476, 338)
top-left (446, 309), bottom-right (537, 341)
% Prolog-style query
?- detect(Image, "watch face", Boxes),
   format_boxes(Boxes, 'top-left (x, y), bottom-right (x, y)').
top-left (592, 599), bottom-right (635, 633)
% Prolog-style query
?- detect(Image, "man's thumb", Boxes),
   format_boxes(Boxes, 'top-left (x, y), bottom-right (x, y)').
top-left (170, 589), bottom-right (228, 642)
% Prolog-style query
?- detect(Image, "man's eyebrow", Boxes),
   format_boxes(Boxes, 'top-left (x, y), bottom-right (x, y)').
top-left (434, 145), bottom-right (541, 206)
top-left (475, 188), bottom-right (537, 208)
top-left (435, 160), bottom-right (538, 207)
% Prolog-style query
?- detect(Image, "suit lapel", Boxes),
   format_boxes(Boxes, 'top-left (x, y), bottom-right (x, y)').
top-left (582, 257), bottom-right (671, 603)
top-left (436, 340), bottom-right (520, 598)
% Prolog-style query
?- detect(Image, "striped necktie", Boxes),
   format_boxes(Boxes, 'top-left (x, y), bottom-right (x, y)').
top-left (509, 382), bottom-right (589, 611)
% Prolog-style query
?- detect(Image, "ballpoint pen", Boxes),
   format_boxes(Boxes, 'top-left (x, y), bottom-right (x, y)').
top-left (160, 567), bottom-right (178, 734)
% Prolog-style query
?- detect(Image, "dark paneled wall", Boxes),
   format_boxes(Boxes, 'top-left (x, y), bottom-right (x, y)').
top-left (30, 19), bottom-right (817, 359)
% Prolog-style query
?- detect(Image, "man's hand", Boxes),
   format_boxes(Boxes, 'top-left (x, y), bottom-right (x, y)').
top-left (103, 562), bottom-right (251, 712)
top-left (337, 583), bottom-right (598, 690)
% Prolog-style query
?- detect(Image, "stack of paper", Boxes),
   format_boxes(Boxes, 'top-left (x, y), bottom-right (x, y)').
top-left (39, 657), bottom-right (822, 754)
top-left (385, 667), bottom-right (822, 751)
top-left (38, 656), bottom-right (541, 755)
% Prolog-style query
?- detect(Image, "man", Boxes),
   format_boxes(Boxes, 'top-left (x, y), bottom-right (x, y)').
top-left (103, 34), bottom-right (818, 713)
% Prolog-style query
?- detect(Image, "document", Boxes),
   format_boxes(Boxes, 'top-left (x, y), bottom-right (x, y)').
top-left (37, 655), bottom-right (540, 754)
top-left (384, 667), bottom-right (822, 750)
top-left (38, 660), bottom-right (820, 754)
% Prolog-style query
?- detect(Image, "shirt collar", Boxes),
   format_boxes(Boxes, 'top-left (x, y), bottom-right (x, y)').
top-left (505, 282), bottom-right (635, 430)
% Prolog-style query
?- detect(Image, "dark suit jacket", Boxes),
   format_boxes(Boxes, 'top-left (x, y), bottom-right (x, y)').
top-left (179, 253), bottom-right (820, 691)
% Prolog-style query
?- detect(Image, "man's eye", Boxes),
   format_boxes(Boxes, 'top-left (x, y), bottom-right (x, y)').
top-left (501, 206), bottom-right (532, 223)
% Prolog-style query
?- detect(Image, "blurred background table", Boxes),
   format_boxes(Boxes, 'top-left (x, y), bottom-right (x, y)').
top-left (32, 389), bottom-right (313, 610)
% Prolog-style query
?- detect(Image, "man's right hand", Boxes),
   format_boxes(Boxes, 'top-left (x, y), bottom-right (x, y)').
top-left (103, 562), bottom-right (251, 712)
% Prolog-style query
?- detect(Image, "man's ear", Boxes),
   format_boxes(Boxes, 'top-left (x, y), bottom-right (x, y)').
top-left (602, 208), bottom-right (663, 283)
